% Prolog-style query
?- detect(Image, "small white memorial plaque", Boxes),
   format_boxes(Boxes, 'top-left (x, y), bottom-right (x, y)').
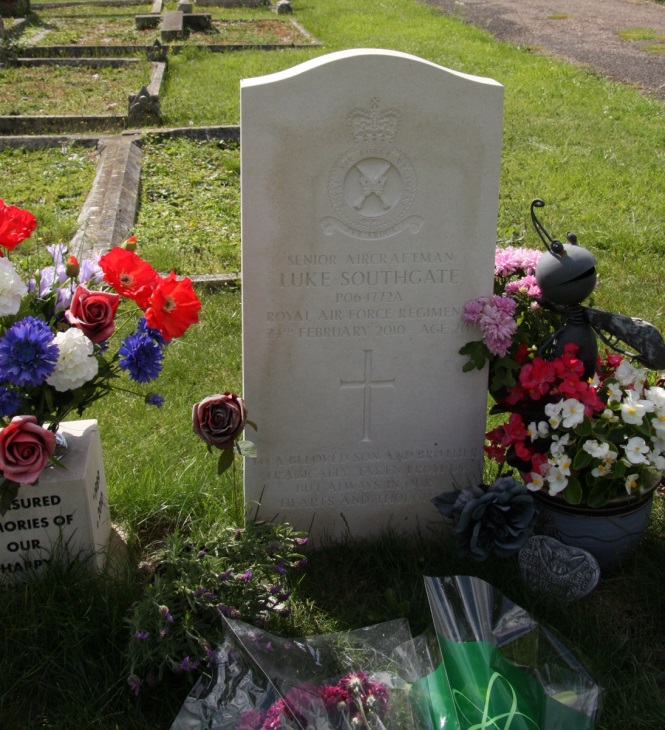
top-left (241, 49), bottom-right (503, 541)
top-left (0, 420), bottom-right (111, 580)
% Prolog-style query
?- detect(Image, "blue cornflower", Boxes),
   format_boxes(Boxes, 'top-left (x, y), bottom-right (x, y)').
top-left (118, 331), bottom-right (163, 383)
top-left (145, 393), bottom-right (164, 408)
top-left (0, 387), bottom-right (21, 418)
top-left (136, 316), bottom-right (166, 346)
top-left (0, 317), bottom-right (58, 387)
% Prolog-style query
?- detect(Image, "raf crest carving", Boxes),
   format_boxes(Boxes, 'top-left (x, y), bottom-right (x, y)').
top-left (321, 99), bottom-right (422, 240)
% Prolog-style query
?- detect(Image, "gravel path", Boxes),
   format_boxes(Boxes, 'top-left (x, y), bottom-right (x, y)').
top-left (420, 0), bottom-right (665, 99)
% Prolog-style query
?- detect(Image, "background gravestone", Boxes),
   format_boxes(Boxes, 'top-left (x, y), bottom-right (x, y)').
top-left (241, 49), bottom-right (503, 541)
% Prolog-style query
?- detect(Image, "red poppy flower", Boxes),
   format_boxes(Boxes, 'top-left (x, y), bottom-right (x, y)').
top-left (98, 247), bottom-right (158, 308)
top-left (144, 272), bottom-right (201, 342)
top-left (0, 199), bottom-right (38, 251)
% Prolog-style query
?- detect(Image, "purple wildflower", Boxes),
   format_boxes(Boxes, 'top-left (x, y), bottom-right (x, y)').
top-left (134, 630), bottom-right (150, 641)
top-left (218, 569), bottom-right (233, 581)
top-left (271, 561), bottom-right (287, 574)
top-left (127, 674), bottom-right (142, 696)
top-left (179, 656), bottom-right (200, 672)
top-left (217, 605), bottom-right (241, 619)
top-left (235, 570), bottom-right (253, 582)
top-left (269, 584), bottom-right (283, 595)
top-left (159, 605), bottom-right (174, 623)
top-left (294, 537), bottom-right (309, 547)
top-left (294, 559), bottom-right (308, 569)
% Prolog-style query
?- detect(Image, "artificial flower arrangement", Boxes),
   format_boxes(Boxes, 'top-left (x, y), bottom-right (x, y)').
top-left (0, 198), bottom-right (201, 511)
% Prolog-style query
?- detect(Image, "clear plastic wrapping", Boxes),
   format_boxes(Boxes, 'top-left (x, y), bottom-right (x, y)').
top-left (171, 576), bottom-right (600, 730)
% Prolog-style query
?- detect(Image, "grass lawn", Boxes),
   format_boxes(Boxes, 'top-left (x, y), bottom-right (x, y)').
top-left (1, 0), bottom-right (665, 728)
top-left (0, 62), bottom-right (153, 115)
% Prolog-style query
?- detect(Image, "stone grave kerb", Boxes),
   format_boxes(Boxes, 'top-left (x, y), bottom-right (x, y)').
top-left (241, 49), bottom-right (503, 543)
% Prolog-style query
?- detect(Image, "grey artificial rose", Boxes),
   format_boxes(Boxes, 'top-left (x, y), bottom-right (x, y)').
top-left (192, 392), bottom-right (247, 450)
top-left (432, 476), bottom-right (537, 560)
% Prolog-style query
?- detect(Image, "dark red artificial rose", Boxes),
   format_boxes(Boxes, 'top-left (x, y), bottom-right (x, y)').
top-left (64, 285), bottom-right (121, 344)
top-left (0, 416), bottom-right (57, 484)
top-left (192, 393), bottom-right (247, 450)
top-left (0, 199), bottom-right (38, 252)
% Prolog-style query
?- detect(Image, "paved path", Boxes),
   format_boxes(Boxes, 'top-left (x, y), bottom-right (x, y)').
top-left (421, 0), bottom-right (665, 99)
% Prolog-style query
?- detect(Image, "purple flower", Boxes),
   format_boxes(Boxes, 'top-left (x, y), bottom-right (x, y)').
top-left (145, 392), bottom-right (164, 408)
top-left (127, 674), bottom-right (142, 696)
top-left (294, 537), bottom-right (309, 547)
top-left (119, 330), bottom-right (163, 383)
top-left (0, 317), bottom-right (59, 387)
top-left (505, 274), bottom-right (541, 299)
top-left (294, 559), bottom-right (308, 569)
top-left (218, 569), bottom-right (233, 581)
top-left (217, 605), bottom-right (241, 619)
top-left (159, 627), bottom-right (170, 638)
top-left (194, 586), bottom-right (207, 597)
top-left (159, 605), bottom-right (173, 623)
top-left (271, 561), bottom-right (287, 574)
top-left (269, 584), bottom-right (283, 594)
top-left (235, 570), bottom-right (252, 582)
top-left (179, 656), bottom-right (200, 672)
top-left (134, 630), bottom-right (149, 641)
top-left (0, 386), bottom-right (21, 418)
top-left (78, 256), bottom-right (103, 286)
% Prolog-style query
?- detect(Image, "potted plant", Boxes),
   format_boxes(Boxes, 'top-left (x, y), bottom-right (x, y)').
top-left (460, 207), bottom-right (665, 571)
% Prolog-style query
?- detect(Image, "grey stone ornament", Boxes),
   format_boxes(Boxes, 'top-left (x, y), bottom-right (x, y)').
top-left (519, 535), bottom-right (600, 603)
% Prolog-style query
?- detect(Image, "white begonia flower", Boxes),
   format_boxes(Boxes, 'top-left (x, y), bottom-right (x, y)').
top-left (615, 360), bottom-right (646, 389)
top-left (527, 420), bottom-right (549, 441)
top-left (651, 412), bottom-right (665, 434)
top-left (625, 474), bottom-right (640, 495)
top-left (605, 381), bottom-right (623, 403)
top-left (545, 400), bottom-right (564, 418)
top-left (623, 436), bottom-right (650, 465)
top-left (592, 461), bottom-right (613, 478)
top-left (554, 452), bottom-right (572, 476)
top-left (526, 472), bottom-right (545, 491)
top-left (546, 467), bottom-right (568, 496)
top-left (0, 257), bottom-right (28, 317)
top-left (583, 439), bottom-right (610, 459)
top-left (550, 433), bottom-right (570, 457)
top-left (645, 386), bottom-right (665, 411)
top-left (561, 398), bottom-right (585, 428)
top-left (652, 453), bottom-right (665, 471)
top-left (620, 393), bottom-right (652, 425)
top-left (46, 328), bottom-right (98, 392)
top-left (601, 408), bottom-right (619, 423)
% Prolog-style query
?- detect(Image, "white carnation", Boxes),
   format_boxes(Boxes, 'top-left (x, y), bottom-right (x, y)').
top-left (46, 328), bottom-right (98, 391)
top-left (0, 257), bottom-right (28, 316)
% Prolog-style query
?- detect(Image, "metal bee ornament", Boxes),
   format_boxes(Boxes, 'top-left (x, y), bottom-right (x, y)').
top-left (531, 198), bottom-right (665, 377)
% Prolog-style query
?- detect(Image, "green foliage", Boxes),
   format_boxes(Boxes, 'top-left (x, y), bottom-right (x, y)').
top-left (132, 137), bottom-right (241, 275)
top-left (125, 520), bottom-right (308, 687)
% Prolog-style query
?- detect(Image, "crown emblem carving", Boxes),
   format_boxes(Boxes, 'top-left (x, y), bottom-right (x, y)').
top-left (347, 98), bottom-right (398, 145)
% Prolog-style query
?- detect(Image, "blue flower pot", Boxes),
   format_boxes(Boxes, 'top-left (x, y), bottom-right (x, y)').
top-left (533, 488), bottom-right (658, 573)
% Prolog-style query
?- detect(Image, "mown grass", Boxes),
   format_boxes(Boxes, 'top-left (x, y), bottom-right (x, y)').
top-left (0, 62), bottom-right (154, 115)
top-left (1, 0), bottom-right (665, 728)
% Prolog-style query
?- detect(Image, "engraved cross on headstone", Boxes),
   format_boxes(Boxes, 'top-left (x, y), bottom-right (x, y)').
top-left (340, 349), bottom-right (395, 442)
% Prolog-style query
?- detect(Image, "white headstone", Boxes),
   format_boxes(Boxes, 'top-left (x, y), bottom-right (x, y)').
top-left (241, 49), bottom-right (503, 541)
top-left (0, 420), bottom-right (111, 580)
